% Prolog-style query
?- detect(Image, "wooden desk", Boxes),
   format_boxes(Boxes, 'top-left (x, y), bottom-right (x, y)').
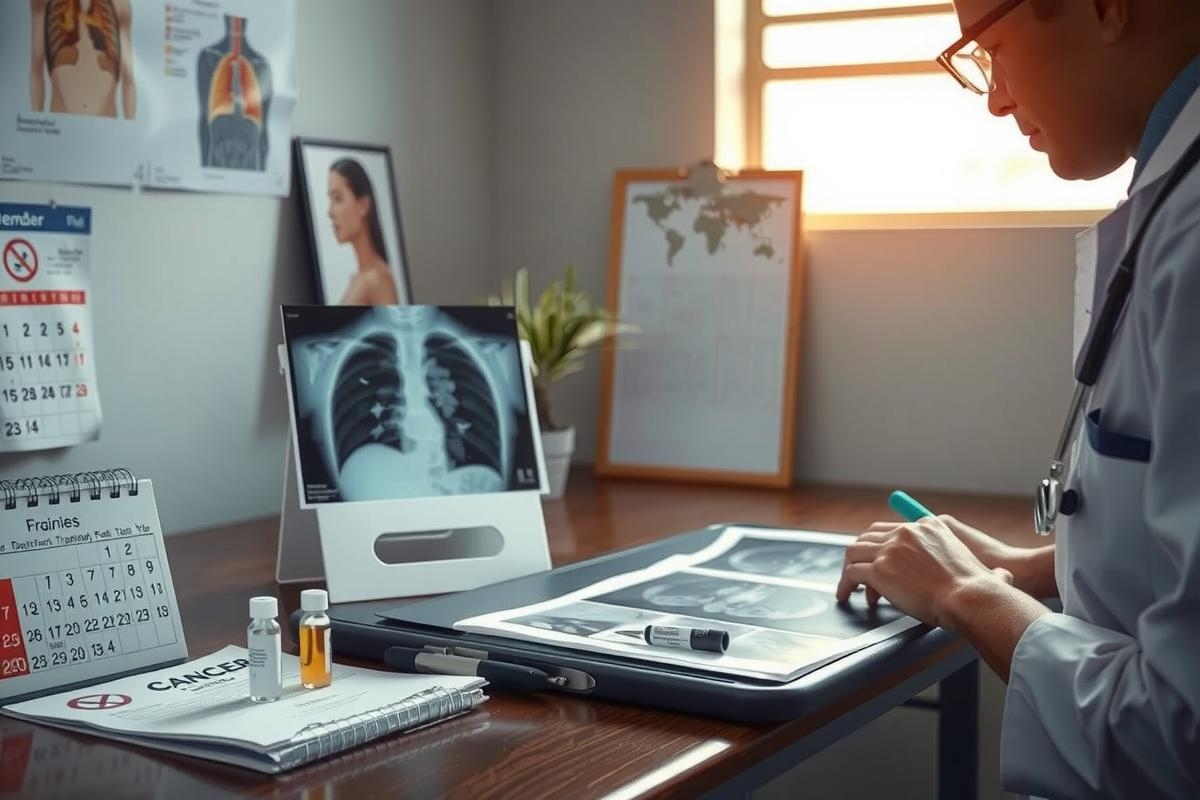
top-left (0, 472), bottom-right (1036, 800)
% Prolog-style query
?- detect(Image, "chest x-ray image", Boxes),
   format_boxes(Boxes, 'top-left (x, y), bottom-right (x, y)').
top-left (282, 305), bottom-right (542, 505)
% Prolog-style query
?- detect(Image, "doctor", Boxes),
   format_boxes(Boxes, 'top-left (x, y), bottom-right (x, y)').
top-left (835, 0), bottom-right (1200, 797)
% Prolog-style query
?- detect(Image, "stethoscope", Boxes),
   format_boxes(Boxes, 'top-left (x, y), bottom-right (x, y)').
top-left (1036, 131), bottom-right (1200, 536)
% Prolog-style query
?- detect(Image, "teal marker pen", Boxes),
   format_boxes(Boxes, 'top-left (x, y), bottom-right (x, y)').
top-left (888, 490), bottom-right (934, 522)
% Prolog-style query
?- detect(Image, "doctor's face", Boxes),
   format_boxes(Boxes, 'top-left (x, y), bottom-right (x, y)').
top-left (953, 0), bottom-right (1131, 180)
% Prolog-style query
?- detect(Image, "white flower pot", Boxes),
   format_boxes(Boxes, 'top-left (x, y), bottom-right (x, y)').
top-left (540, 426), bottom-right (575, 499)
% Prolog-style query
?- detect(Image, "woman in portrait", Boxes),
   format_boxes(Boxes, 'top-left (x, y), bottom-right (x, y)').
top-left (327, 158), bottom-right (400, 305)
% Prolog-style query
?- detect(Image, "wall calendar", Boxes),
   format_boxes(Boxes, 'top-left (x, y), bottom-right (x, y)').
top-left (0, 203), bottom-right (101, 453)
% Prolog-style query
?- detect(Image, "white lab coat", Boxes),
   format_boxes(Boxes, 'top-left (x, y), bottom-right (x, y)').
top-left (1000, 86), bottom-right (1200, 798)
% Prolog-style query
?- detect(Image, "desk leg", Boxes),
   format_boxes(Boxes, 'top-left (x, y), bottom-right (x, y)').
top-left (937, 660), bottom-right (978, 800)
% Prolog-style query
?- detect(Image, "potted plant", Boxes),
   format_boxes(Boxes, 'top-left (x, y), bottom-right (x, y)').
top-left (487, 266), bottom-right (634, 498)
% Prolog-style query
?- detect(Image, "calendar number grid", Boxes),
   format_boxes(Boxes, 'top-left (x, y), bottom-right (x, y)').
top-left (0, 306), bottom-right (96, 444)
top-left (0, 532), bottom-right (177, 681)
top-left (0, 476), bottom-right (186, 703)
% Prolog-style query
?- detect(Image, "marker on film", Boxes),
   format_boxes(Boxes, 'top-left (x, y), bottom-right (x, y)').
top-left (888, 490), bottom-right (935, 522)
top-left (617, 624), bottom-right (730, 654)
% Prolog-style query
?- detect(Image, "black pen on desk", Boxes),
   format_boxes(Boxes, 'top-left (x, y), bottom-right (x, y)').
top-left (383, 646), bottom-right (567, 693)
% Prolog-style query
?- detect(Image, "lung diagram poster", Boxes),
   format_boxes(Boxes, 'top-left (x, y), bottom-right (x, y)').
top-left (146, 0), bottom-right (296, 195)
top-left (0, 0), bottom-right (296, 196)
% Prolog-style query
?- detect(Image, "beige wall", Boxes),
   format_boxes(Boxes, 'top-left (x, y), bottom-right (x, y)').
top-left (795, 226), bottom-right (1077, 494)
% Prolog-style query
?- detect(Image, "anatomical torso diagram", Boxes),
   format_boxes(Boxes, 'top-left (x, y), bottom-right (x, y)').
top-left (196, 14), bottom-right (272, 171)
top-left (35, 0), bottom-right (135, 118)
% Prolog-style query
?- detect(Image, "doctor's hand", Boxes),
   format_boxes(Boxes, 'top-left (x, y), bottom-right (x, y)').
top-left (860, 515), bottom-right (1027, 587)
top-left (835, 518), bottom-right (1013, 630)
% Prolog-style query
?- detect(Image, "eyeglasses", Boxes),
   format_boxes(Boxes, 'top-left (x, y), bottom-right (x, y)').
top-left (937, 0), bottom-right (1027, 94)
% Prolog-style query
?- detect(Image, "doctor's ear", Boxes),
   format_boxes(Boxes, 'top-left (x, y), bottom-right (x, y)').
top-left (1090, 0), bottom-right (1129, 44)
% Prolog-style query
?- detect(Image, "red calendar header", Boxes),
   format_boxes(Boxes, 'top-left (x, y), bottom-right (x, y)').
top-left (0, 291), bottom-right (86, 306)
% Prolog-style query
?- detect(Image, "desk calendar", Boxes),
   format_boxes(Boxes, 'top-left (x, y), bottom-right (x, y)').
top-left (0, 472), bottom-right (187, 704)
top-left (0, 203), bottom-right (102, 452)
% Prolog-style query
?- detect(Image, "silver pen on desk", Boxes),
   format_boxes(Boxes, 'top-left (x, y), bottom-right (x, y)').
top-left (383, 646), bottom-right (567, 693)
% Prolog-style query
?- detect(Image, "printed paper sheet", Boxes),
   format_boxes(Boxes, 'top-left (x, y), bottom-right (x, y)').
top-left (456, 527), bottom-right (921, 682)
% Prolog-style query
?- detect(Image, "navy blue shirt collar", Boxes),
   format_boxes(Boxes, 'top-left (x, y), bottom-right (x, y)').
top-left (1131, 53), bottom-right (1200, 186)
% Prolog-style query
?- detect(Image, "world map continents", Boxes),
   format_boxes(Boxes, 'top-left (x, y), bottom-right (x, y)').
top-left (632, 185), bottom-right (786, 266)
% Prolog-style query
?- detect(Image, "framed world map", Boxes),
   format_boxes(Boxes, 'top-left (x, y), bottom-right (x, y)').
top-left (596, 166), bottom-right (805, 487)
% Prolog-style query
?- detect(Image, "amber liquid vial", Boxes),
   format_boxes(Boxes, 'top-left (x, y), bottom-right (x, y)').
top-left (299, 589), bottom-right (332, 689)
top-left (299, 622), bottom-right (331, 688)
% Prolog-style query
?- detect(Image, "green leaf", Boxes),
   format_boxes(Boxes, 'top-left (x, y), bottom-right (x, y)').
top-left (514, 268), bottom-right (530, 321)
top-left (545, 358), bottom-right (586, 383)
top-left (491, 265), bottom-right (637, 388)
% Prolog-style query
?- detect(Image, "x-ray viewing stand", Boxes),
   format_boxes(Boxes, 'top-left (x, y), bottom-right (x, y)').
top-left (275, 343), bottom-right (552, 603)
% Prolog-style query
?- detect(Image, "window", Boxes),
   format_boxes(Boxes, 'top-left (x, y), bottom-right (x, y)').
top-left (720, 0), bottom-right (1132, 223)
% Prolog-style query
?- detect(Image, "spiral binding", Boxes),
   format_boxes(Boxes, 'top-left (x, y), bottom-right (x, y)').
top-left (273, 685), bottom-right (486, 772)
top-left (0, 468), bottom-right (138, 510)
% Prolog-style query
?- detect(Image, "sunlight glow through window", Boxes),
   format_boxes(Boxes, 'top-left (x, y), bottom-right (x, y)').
top-left (764, 14), bottom-right (957, 68)
top-left (763, 74), bottom-right (1132, 214)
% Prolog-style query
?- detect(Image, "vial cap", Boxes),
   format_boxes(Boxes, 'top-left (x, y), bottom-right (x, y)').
top-left (301, 589), bottom-right (329, 612)
top-left (249, 596), bottom-right (278, 619)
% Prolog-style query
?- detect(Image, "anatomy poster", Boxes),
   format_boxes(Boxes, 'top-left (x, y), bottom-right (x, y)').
top-left (0, 0), bottom-right (296, 196)
top-left (281, 305), bottom-right (543, 506)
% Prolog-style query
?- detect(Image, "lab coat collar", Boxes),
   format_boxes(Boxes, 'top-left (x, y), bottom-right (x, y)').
top-left (1128, 84), bottom-right (1200, 195)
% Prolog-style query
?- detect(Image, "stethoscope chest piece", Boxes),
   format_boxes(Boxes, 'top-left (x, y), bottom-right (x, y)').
top-left (1035, 477), bottom-right (1081, 536)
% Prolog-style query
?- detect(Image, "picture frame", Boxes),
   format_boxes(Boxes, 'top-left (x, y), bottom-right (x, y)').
top-left (595, 167), bottom-right (805, 488)
top-left (292, 137), bottom-right (414, 305)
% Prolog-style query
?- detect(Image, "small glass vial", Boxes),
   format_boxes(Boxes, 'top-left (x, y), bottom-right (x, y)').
top-left (247, 596), bottom-right (282, 703)
top-left (299, 589), bottom-right (332, 689)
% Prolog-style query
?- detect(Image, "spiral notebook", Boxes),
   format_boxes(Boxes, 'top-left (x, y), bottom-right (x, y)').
top-left (2, 645), bottom-right (488, 774)
top-left (0, 469), bottom-right (188, 704)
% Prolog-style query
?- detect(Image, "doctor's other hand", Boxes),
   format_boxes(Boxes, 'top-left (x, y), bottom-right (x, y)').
top-left (835, 518), bottom-right (1013, 630)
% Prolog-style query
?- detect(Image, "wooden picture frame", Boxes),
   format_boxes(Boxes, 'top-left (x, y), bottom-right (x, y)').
top-left (595, 167), bottom-right (805, 488)
top-left (292, 137), bottom-right (414, 305)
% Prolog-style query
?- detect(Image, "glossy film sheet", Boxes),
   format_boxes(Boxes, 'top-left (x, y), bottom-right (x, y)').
top-left (455, 526), bottom-right (920, 682)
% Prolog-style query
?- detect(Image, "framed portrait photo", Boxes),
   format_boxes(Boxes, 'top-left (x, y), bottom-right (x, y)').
top-left (293, 137), bottom-right (413, 305)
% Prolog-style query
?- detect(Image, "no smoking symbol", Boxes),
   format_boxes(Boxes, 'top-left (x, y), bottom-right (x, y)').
top-left (2, 239), bottom-right (38, 283)
top-left (67, 693), bottom-right (132, 711)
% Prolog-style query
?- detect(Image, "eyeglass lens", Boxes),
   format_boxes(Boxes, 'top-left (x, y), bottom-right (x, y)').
top-left (952, 43), bottom-right (992, 93)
